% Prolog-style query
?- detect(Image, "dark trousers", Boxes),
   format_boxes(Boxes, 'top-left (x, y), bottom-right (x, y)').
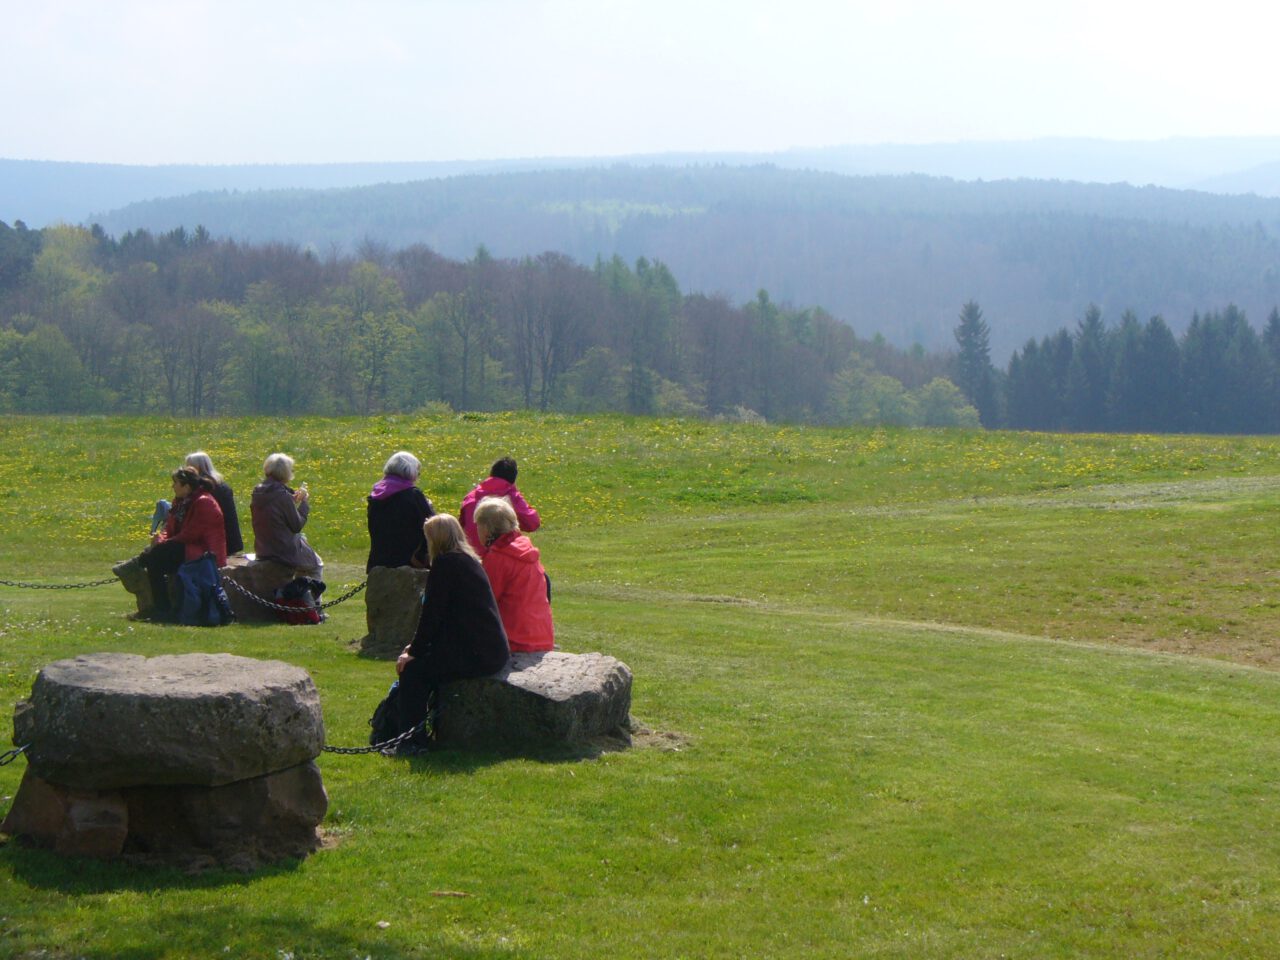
top-left (396, 655), bottom-right (440, 741)
top-left (141, 540), bottom-right (186, 613)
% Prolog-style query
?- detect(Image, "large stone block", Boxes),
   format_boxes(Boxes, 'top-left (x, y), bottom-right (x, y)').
top-left (15, 653), bottom-right (324, 789)
top-left (221, 558), bottom-right (297, 622)
top-left (359, 565), bottom-right (429, 659)
top-left (122, 760), bottom-right (328, 866)
top-left (0, 774), bottom-right (129, 859)
top-left (3, 762), bottom-right (327, 869)
top-left (436, 651), bottom-right (633, 751)
top-left (113, 556), bottom-right (155, 614)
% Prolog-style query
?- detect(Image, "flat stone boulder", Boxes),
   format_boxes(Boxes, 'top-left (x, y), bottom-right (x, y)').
top-left (436, 651), bottom-right (633, 752)
top-left (14, 653), bottom-right (324, 789)
top-left (221, 558), bottom-right (297, 622)
top-left (359, 565), bottom-right (429, 659)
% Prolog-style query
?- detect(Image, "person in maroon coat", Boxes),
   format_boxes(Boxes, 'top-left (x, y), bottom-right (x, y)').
top-left (131, 466), bottom-right (226, 620)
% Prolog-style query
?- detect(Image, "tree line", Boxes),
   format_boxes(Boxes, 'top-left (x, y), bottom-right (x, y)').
top-left (0, 220), bottom-right (977, 426)
top-left (954, 300), bottom-right (1280, 434)
top-left (93, 165), bottom-right (1280, 360)
top-left (8, 218), bottom-right (1278, 433)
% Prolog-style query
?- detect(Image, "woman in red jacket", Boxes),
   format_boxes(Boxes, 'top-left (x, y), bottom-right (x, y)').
top-left (474, 496), bottom-right (554, 652)
top-left (137, 466), bottom-right (227, 620)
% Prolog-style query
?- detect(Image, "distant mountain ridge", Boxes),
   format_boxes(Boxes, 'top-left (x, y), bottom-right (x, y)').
top-left (84, 165), bottom-right (1280, 358)
top-left (6, 135), bottom-right (1280, 228)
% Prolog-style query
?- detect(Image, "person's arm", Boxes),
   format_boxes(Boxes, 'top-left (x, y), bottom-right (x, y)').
top-left (482, 550), bottom-right (510, 605)
top-left (274, 486), bottom-right (307, 533)
top-left (172, 497), bottom-right (221, 546)
top-left (408, 556), bottom-right (450, 657)
top-left (508, 487), bottom-right (540, 533)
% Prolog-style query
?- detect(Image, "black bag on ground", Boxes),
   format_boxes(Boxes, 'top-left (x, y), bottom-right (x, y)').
top-left (369, 680), bottom-right (401, 745)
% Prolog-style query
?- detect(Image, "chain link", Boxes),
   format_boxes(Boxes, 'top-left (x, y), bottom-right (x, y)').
top-left (0, 577), bottom-right (119, 590)
top-left (0, 744), bottom-right (29, 766)
top-left (221, 575), bottom-right (366, 613)
top-left (318, 580), bottom-right (367, 609)
top-left (320, 727), bottom-right (430, 757)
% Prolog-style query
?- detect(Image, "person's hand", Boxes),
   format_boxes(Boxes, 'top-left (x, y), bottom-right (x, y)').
top-left (293, 483), bottom-right (309, 504)
top-left (396, 648), bottom-right (413, 675)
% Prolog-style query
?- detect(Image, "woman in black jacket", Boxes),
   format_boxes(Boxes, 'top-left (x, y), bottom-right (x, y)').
top-left (185, 450), bottom-right (244, 555)
top-left (366, 450), bottom-right (435, 572)
top-left (394, 514), bottom-right (510, 747)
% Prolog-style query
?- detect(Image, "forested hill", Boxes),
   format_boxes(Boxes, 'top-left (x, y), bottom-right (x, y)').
top-left (93, 166), bottom-right (1280, 357)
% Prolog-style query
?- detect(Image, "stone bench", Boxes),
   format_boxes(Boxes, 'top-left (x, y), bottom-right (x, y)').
top-left (359, 565), bottom-right (430, 659)
top-left (219, 558), bottom-right (301, 622)
top-left (115, 555), bottom-right (300, 623)
top-left (2, 653), bottom-right (327, 870)
top-left (434, 651), bottom-right (633, 752)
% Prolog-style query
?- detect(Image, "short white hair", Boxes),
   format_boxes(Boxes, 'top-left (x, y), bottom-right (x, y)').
top-left (382, 450), bottom-right (421, 481)
top-left (263, 452), bottom-right (295, 483)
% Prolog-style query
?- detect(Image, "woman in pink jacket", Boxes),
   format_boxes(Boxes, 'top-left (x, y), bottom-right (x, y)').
top-left (473, 497), bottom-right (554, 652)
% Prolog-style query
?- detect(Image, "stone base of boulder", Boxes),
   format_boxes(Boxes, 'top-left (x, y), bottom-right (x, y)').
top-left (2, 761), bottom-right (327, 870)
top-left (219, 558), bottom-right (297, 622)
top-left (436, 651), bottom-right (633, 753)
top-left (358, 565), bottom-right (429, 659)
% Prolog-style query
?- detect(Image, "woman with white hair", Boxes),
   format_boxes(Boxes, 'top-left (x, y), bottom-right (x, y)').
top-left (366, 450), bottom-right (436, 572)
top-left (185, 450), bottom-right (244, 555)
top-left (250, 452), bottom-right (322, 576)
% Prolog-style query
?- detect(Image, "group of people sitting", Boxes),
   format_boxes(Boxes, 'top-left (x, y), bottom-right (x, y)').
top-left (120, 448), bottom-right (554, 752)
top-left (120, 450), bottom-right (322, 621)
top-left (366, 453), bottom-right (554, 750)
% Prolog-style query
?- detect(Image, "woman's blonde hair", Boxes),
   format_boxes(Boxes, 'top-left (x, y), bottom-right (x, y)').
top-left (473, 496), bottom-right (518, 541)
top-left (424, 514), bottom-right (479, 564)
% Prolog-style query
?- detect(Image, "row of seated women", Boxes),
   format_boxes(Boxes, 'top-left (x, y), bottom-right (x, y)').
top-left (365, 451), bottom-right (554, 749)
top-left (126, 451), bottom-right (320, 620)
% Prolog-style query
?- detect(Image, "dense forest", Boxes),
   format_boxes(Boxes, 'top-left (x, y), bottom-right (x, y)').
top-left (4, 217), bottom-right (1280, 434)
top-left (90, 166), bottom-right (1280, 359)
top-left (0, 219), bottom-right (974, 426)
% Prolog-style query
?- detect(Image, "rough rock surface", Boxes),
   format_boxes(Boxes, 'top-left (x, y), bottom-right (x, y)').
top-left (113, 557), bottom-right (155, 613)
top-left (359, 565), bottom-right (429, 659)
top-left (436, 651), bottom-right (633, 751)
top-left (2, 761), bottom-right (327, 868)
top-left (221, 558), bottom-right (297, 622)
top-left (15, 653), bottom-right (324, 789)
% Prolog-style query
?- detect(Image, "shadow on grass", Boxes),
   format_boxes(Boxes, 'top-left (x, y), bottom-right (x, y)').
top-left (0, 835), bottom-right (307, 895)
top-left (2, 895), bottom-right (504, 959)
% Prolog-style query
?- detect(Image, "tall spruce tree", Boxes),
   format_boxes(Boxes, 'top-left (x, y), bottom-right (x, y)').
top-left (1065, 304), bottom-right (1109, 431)
top-left (952, 300), bottom-right (998, 427)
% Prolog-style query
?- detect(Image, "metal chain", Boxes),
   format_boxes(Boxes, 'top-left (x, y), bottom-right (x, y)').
top-left (221, 575), bottom-right (366, 613)
top-left (320, 727), bottom-right (430, 757)
top-left (0, 577), bottom-right (118, 590)
top-left (0, 744), bottom-right (29, 766)
top-left (318, 580), bottom-right (367, 609)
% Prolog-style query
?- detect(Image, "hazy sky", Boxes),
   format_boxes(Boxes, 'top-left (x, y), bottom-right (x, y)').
top-left (6, 0), bottom-right (1279, 165)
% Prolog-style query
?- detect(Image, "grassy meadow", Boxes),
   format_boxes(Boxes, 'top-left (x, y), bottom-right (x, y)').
top-left (3, 413), bottom-right (1280, 958)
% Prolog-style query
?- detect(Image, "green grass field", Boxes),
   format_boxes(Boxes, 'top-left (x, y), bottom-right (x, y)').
top-left (3, 414), bottom-right (1280, 958)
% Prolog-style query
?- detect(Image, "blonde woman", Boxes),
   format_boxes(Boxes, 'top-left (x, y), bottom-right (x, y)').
top-left (393, 514), bottom-right (510, 748)
top-left (474, 496), bottom-right (554, 652)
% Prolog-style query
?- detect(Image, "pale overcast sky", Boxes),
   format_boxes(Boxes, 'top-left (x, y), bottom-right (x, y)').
top-left (5, 0), bottom-right (1279, 165)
